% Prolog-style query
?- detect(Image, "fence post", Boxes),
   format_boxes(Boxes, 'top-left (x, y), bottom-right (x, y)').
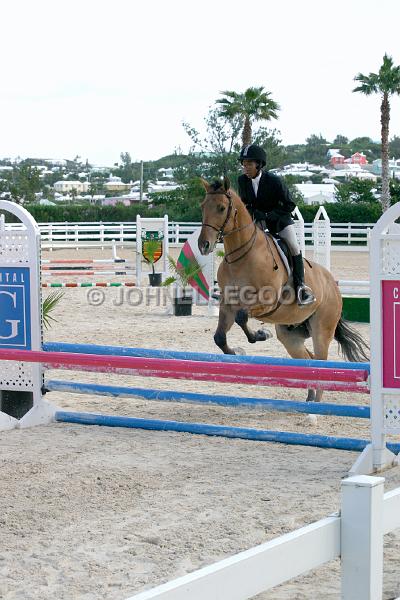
top-left (313, 206), bottom-right (331, 271)
top-left (136, 215), bottom-right (142, 286)
top-left (292, 206), bottom-right (305, 256)
top-left (100, 222), bottom-right (104, 250)
top-left (48, 223), bottom-right (53, 252)
top-left (74, 224), bottom-right (79, 250)
top-left (341, 475), bottom-right (384, 600)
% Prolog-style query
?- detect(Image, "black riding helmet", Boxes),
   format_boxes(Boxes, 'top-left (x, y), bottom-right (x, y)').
top-left (239, 144), bottom-right (266, 167)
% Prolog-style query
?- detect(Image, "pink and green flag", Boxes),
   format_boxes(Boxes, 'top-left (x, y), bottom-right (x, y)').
top-left (176, 228), bottom-right (213, 300)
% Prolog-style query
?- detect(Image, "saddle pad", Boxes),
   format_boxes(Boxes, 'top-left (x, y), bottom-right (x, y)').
top-left (267, 234), bottom-right (291, 278)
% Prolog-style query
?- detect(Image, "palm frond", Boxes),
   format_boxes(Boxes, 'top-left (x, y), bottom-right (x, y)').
top-left (42, 290), bottom-right (64, 329)
top-left (162, 254), bottom-right (202, 288)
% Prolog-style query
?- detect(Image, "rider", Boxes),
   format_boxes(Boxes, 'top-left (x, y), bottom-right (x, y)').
top-left (238, 144), bottom-right (315, 306)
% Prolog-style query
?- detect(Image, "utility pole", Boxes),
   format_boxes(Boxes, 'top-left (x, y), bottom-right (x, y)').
top-left (140, 160), bottom-right (143, 202)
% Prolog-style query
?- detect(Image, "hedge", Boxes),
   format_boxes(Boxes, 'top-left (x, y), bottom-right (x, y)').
top-left (2, 199), bottom-right (384, 225)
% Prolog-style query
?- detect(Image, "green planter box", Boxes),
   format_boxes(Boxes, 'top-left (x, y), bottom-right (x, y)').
top-left (342, 296), bottom-right (370, 323)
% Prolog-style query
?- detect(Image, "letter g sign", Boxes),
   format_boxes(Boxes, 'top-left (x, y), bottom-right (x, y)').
top-left (0, 290), bottom-right (20, 340)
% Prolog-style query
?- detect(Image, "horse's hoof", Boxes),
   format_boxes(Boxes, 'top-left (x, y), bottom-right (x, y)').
top-left (306, 389), bottom-right (317, 403)
top-left (307, 414), bottom-right (318, 425)
top-left (233, 347), bottom-right (246, 355)
top-left (255, 328), bottom-right (273, 341)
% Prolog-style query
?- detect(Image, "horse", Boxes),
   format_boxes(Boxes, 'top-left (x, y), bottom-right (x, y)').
top-left (198, 177), bottom-right (369, 402)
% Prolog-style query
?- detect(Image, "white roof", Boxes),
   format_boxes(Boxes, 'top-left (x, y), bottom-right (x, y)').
top-left (282, 170), bottom-right (313, 178)
top-left (295, 183), bottom-right (337, 203)
top-left (39, 199), bottom-right (56, 205)
top-left (295, 183), bottom-right (336, 195)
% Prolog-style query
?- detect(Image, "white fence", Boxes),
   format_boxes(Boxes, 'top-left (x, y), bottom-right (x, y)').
top-left (127, 476), bottom-right (400, 600)
top-left (13, 220), bottom-right (373, 250)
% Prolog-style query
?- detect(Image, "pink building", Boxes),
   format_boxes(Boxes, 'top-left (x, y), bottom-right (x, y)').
top-left (330, 154), bottom-right (345, 166)
top-left (350, 152), bottom-right (368, 165)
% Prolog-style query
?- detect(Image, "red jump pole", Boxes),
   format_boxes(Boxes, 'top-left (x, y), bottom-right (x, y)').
top-left (0, 349), bottom-right (369, 392)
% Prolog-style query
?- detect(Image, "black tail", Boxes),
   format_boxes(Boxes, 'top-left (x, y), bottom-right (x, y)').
top-left (334, 318), bottom-right (369, 363)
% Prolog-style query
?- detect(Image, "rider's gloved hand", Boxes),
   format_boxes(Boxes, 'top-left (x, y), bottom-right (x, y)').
top-left (253, 209), bottom-right (267, 222)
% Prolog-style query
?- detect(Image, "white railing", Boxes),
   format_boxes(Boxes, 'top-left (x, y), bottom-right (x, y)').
top-left (32, 220), bottom-right (374, 250)
top-left (126, 476), bottom-right (400, 600)
top-left (304, 222), bottom-right (373, 246)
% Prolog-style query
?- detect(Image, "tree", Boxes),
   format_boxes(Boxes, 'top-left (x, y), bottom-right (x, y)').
top-left (252, 127), bottom-right (286, 169)
top-left (334, 179), bottom-right (378, 204)
top-left (389, 179), bottom-right (400, 204)
top-left (389, 135), bottom-right (400, 158)
top-left (304, 134), bottom-right (329, 164)
top-left (333, 135), bottom-right (349, 146)
top-left (347, 136), bottom-right (380, 160)
top-left (353, 54), bottom-right (400, 211)
top-left (182, 107), bottom-right (242, 180)
top-left (117, 152), bottom-right (137, 183)
top-left (216, 86), bottom-right (280, 146)
top-left (9, 164), bottom-right (42, 204)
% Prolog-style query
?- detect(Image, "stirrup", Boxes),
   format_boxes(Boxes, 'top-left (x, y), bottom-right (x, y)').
top-left (297, 285), bottom-right (315, 306)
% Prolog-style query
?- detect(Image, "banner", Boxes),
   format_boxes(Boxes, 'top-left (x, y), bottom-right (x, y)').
top-left (177, 228), bottom-right (213, 300)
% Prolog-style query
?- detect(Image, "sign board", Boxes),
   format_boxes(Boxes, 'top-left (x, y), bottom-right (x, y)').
top-left (382, 280), bottom-right (400, 388)
top-left (0, 267), bottom-right (32, 349)
top-left (141, 231), bottom-right (163, 265)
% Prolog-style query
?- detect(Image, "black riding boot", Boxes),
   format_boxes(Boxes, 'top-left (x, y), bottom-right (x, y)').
top-left (292, 253), bottom-right (315, 306)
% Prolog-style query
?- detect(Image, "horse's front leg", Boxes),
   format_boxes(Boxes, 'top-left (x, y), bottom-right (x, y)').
top-left (214, 303), bottom-right (238, 354)
top-left (235, 308), bottom-right (273, 343)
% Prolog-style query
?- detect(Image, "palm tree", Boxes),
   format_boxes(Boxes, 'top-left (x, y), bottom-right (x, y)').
top-left (353, 54), bottom-right (400, 212)
top-left (216, 86), bottom-right (280, 147)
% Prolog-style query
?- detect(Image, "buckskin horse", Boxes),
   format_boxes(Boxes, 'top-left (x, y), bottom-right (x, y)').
top-left (198, 177), bottom-right (369, 402)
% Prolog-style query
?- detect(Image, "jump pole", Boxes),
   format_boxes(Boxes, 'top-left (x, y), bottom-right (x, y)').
top-left (0, 348), bottom-right (369, 392)
top-left (43, 341), bottom-right (371, 372)
top-left (54, 411), bottom-right (400, 455)
top-left (46, 379), bottom-right (370, 418)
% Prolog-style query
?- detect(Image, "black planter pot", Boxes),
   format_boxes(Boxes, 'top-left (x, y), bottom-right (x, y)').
top-left (0, 390), bottom-right (33, 419)
top-left (148, 273), bottom-right (162, 286)
top-left (173, 297), bottom-right (192, 316)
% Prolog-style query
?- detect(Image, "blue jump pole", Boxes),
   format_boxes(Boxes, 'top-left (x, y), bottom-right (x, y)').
top-left (55, 411), bottom-right (400, 454)
top-left (43, 342), bottom-right (370, 372)
top-left (46, 379), bottom-right (370, 418)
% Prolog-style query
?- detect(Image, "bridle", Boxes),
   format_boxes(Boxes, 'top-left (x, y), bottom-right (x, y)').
top-left (202, 191), bottom-right (236, 243)
top-left (202, 190), bottom-right (257, 264)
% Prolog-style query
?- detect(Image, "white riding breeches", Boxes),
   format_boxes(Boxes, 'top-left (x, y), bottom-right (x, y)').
top-left (277, 224), bottom-right (300, 256)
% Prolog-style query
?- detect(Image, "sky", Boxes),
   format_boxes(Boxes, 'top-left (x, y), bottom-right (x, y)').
top-left (1, 0), bottom-right (399, 166)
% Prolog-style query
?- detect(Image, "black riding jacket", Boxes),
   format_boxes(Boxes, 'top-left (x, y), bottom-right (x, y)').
top-left (238, 171), bottom-right (296, 234)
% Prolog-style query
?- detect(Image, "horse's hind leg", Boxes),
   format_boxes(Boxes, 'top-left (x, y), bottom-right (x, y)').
top-left (307, 312), bottom-right (337, 402)
top-left (275, 324), bottom-right (316, 402)
top-left (214, 304), bottom-right (238, 354)
top-left (235, 309), bottom-right (273, 344)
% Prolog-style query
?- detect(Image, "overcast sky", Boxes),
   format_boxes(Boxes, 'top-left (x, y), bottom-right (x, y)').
top-left (1, 0), bottom-right (399, 165)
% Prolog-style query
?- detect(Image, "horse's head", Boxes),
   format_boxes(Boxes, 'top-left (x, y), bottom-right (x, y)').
top-left (198, 177), bottom-right (237, 255)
